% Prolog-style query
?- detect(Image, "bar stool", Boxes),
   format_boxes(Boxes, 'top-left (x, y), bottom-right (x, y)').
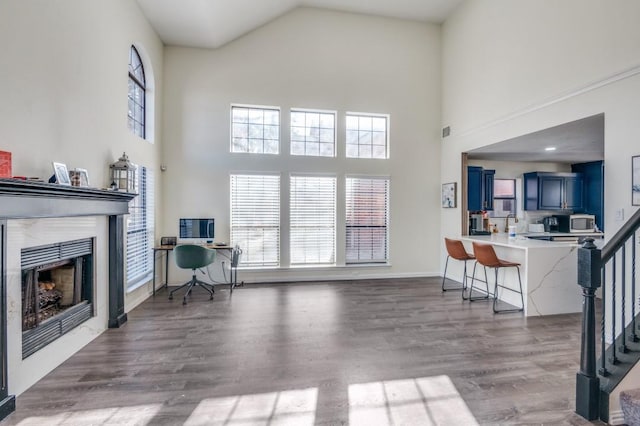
top-left (471, 242), bottom-right (524, 314)
top-left (442, 238), bottom-right (476, 299)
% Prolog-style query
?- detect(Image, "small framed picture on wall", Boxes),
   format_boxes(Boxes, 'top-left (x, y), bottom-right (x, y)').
top-left (442, 182), bottom-right (457, 208)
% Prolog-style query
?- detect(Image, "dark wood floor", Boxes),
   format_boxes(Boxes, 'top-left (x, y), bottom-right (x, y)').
top-left (2, 277), bottom-right (604, 425)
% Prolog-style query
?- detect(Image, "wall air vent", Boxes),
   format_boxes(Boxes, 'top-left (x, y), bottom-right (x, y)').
top-left (442, 126), bottom-right (451, 138)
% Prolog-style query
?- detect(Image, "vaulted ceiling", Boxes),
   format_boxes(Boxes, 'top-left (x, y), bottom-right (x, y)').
top-left (135, 0), bottom-right (464, 48)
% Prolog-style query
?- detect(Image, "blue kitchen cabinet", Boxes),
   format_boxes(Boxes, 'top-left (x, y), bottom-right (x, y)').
top-left (523, 172), bottom-right (584, 211)
top-left (467, 166), bottom-right (495, 211)
top-left (572, 161), bottom-right (604, 230)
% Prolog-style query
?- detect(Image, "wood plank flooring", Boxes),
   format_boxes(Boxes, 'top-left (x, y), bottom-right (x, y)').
top-left (1, 277), bottom-right (605, 425)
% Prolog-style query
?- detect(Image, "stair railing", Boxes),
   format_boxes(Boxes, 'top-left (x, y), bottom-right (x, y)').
top-left (576, 207), bottom-right (640, 421)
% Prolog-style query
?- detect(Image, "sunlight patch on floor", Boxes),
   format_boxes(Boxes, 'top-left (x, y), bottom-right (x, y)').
top-left (184, 387), bottom-right (317, 425)
top-left (348, 375), bottom-right (478, 426)
top-left (16, 403), bottom-right (162, 425)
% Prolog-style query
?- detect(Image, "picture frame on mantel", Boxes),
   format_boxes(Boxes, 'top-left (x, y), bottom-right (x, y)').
top-left (441, 182), bottom-right (457, 208)
top-left (52, 162), bottom-right (71, 186)
top-left (633, 155), bottom-right (640, 206)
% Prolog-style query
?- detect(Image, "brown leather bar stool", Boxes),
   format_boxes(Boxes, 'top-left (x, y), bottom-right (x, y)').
top-left (471, 242), bottom-right (524, 314)
top-left (442, 238), bottom-right (476, 299)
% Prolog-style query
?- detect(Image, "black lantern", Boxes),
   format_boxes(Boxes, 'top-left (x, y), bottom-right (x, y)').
top-left (109, 152), bottom-right (136, 192)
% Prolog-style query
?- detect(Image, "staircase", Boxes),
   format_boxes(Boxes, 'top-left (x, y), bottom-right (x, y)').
top-left (576, 207), bottom-right (640, 424)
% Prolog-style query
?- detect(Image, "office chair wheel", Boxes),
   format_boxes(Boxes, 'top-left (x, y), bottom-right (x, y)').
top-left (168, 295), bottom-right (173, 300)
top-left (182, 298), bottom-right (187, 305)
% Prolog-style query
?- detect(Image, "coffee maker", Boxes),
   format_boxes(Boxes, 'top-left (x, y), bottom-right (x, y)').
top-left (469, 214), bottom-right (489, 235)
top-left (542, 216), bottom-right (559, 233)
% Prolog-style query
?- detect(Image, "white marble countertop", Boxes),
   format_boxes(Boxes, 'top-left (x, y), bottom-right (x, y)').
top-left (461, 234), bottom-right (583, 249)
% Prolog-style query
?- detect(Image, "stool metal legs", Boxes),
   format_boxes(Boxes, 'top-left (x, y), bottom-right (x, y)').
top-left (442, 257), bottom-right (477, 300)
top-left (492, 265), bottom-right (524, 314)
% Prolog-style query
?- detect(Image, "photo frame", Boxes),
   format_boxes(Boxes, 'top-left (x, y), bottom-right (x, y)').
top-left (52, 162), bottom-right (71, 185)
top-left (441, 182), bottom-right (457, 208)
top-left (633, 155), bottom-right (640, 206)
top-left (70, 168), bottom-right (90, 187)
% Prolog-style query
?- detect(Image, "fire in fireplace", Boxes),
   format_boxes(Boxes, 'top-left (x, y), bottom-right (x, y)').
top-left (21, 238), bottom-right (94, 358)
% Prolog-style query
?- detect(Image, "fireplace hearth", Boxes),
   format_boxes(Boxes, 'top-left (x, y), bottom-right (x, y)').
top-left (21, 238), bottom-right (94, 359)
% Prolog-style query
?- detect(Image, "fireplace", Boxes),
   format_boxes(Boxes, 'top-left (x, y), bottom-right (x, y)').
top-left (0, 178), bottom-right (136, 420)
top-left (21, 238), bottom-right (94, 359)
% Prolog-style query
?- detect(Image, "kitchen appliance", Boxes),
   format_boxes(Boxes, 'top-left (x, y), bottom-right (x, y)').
top-left (542, 216), bottom-right (559, 233)
top-left (528, 223), bottom-right (545, 233)
top-left (469, 214), bottom-right (484, 233)
top-left (555, 214), bottom-right (596, 233)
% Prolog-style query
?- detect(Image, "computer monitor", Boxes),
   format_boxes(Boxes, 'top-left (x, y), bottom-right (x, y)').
top-left (179, 218), bottom-right (214, 240)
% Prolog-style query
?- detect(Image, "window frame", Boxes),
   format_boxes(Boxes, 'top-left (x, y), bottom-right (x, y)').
top-left (289, 174), bottom-right (337, 267)
top-left (128, 46), bottom-right (146, 139)
top-left (491, 178), bottom-right (517, 218)
top-left (345, 175), bottom-right (390, 265)
top-left (126, 166), bottom-right (154, 289)
top-left (290, 108), bottom-right (337, 157)
top-left (345, 112), bottom-right (390, 159)
top-left (230, 173), bottom-right (281, 268)
top-left (230, 104), bottom-right (281, 155)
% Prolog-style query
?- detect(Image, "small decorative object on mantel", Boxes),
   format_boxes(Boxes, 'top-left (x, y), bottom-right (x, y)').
top-left (51, 162), bottom-right (71, 185)
top-left (0, 150), bottom-right (11, 178)
top-left (441, 182), bottom-right (457, 208)
top-left (633, 155), bottom-right (640, 206)
top-left (109, 152), bottom-right (136, 192)
top-left (69, 168), bottom-right (90, 187)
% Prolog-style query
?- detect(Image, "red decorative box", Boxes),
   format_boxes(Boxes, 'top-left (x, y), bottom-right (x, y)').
top-left (0, 151), bottom-right (11, 178)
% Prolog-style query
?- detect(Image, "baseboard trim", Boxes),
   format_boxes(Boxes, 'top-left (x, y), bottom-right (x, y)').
top-left (220, 271), bottom-right (438, 285)
top-left (608, 409), bottom-right (625, 425)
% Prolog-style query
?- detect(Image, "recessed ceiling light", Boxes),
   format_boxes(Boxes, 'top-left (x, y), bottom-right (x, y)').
top-left (545, 146), bottom-right (557, 151)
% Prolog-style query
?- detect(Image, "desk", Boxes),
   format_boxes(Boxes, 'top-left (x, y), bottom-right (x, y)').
top-left (152, 245), bottom-right (175, 296)
top-left (152, 244), bottom-right (242, 295)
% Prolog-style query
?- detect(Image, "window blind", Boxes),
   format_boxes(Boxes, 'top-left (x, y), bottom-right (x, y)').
top-left (290, 175), bottom-right (336, 265)
top-left (346, 177), bottom-right (389, 264)
top-left (230, 174), bottom-right (280, 267)
top-left (127, 167), bottom-right (154, 287)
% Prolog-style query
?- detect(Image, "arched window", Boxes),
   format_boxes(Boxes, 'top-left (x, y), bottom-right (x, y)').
top-left (128, 46), bottom-right (146, 138)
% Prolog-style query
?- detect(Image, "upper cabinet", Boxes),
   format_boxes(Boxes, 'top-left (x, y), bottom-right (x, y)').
top-left (571, 161), bottom-right (604, 231)
top-left (524, 172), bottom-right (584, 211)
top-left (468, 166), bottom-right (495, 211)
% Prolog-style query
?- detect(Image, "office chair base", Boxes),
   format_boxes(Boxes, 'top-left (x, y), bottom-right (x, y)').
top-left (169, 275), bottom-right (215, 305)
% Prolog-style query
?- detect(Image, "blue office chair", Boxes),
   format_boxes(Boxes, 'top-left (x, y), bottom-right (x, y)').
top-left (169, 244), bottom-right (216, 305)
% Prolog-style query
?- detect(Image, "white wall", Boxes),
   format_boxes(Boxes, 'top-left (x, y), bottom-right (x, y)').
top-left (441, 1), bottom-right (640, 421)
top-left (0, 0), bottom-right (164, 311)
top-left (162, 7), bottom-right (442, 283)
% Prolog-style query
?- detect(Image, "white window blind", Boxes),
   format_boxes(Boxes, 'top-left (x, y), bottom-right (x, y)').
top-left (346, 177), bottom-right (389, 264)
top-left (127, 166), bottom-right (154, 287)
top-left (231, 174), bottom-right (280, 267)
top-left (290, 175), bottom-right (336, 265)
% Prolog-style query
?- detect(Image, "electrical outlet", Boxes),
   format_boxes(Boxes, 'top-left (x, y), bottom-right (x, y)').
top-left (615, 208), bottom-right (624, 222)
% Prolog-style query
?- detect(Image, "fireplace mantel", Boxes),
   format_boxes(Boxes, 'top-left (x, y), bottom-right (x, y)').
top-left (0, 178), bottom-right (137, 420)
top-left (0, 178), bottom-right (136, 219)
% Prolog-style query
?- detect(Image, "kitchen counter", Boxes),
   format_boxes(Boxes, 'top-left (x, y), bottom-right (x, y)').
top-left (447, 235), bottom-right (588, 316)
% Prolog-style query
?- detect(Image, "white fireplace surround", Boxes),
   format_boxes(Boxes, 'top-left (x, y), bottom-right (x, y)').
top-left (6, 217), bottom-right (108, 396)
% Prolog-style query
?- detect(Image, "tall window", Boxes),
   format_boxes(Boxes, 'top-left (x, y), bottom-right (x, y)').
top-left (127, 166), bottom-right (154, 288)
top-left (290, 175), bottom-right (336, 266)
top-left (128, 46), bottom-right (146, 138)
top-left (231, 174), bottom-right (280, 267)
top-left (290, 109), bottom-right (336, 157)
top-left (346, 113), bottom-right (389, 159)
top-left (346, 177), bottom-right (390, 264)
top-left (231, 105), bottom-right (280, 154)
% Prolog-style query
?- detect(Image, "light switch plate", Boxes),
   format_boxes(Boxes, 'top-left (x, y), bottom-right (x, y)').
top-left (615, 208), bottom-right (624, 222)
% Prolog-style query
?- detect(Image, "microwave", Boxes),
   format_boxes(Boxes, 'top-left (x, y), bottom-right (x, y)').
top-left (555, 214), bottom-right (596, 233)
